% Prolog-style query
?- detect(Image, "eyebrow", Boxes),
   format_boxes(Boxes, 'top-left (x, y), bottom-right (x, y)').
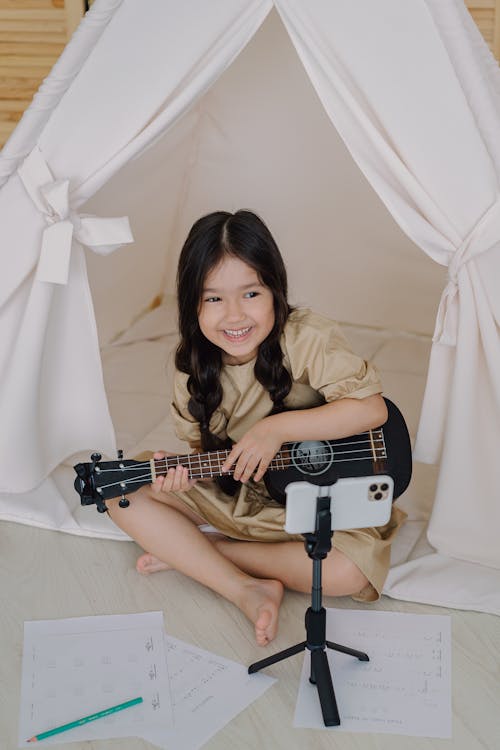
top-left (202, 282), bottom-right (263, 292)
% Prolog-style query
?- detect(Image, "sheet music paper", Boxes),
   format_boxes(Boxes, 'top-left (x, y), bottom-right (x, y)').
top-left (18, 611), bottom-right (172, 746)
top-left (142, 635), bottom-right (276, 750)
top-left (294, 609), bottom-right (451, 738)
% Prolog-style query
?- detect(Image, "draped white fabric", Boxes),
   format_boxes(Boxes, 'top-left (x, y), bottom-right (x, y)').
top-left (274, 0), bottom-right (500, 568)
top-left (0, 0), bottom-right (273, 492)
top-left (0, 0), bottom-right (499, 581)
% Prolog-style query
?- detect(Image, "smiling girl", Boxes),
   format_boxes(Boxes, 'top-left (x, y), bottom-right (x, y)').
top-left (106, 210), bottom-right (405, 646)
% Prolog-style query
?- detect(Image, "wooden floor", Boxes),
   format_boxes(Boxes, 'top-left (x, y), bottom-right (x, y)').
top-left (1, 519), bottom-right (499, 750)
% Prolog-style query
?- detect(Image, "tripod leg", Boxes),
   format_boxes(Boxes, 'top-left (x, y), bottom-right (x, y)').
top-left (326, 641), bottom-right (369, 661)
top-left (310, 649), bottom-right (340, 726)
top-left (248, 641), bottom-right (307, 674)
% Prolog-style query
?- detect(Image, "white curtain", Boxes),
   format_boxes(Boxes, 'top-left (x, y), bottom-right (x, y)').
top-left (1, 0), bottom-right (500, 575)
top-left (274, 0), bottom-right (500, 568)
top-left (0, 0), bottom-right (273, 492)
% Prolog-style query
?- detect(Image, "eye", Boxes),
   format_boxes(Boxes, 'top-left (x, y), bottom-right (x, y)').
top-left (204, 296), bottom-right (221, 303)
top-left (244, 291), bottom-right (259, 299)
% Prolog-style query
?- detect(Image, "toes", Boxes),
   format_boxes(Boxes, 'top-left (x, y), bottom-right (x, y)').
top-left (136, 554), bottom-right (170, 575)
top-left (255, 608), bottom-right (275, 645)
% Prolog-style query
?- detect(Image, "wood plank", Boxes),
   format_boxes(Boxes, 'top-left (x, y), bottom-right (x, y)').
top-left (0, 54), bottom-right (59, 67)
top-left (0, 1), bottom-right (63, 7)
top-left (0, 41), bottom-right (65, 55)
top-left (466, 0), bottom-right (495, 8)
top-left (0, 120), bottom-right (16, 140)
top-left (0, 8), bottom-right (65, 20)
top-left (0, 79), bottom-right (41, 97)
top-left (0, 65), bottom-right (53, 78)
top-left (494, 0), bottom-right (500, 58)
top-left (0, 20), bottom-right (67, 33)
top-left (469, 8), bottom-right (495, 19)
top-left (0, 31), bottom-right (65, 42)
top-left (0, 108), bottom-right (24, 122)
top-left (0, 98), bottom-right (31, 111)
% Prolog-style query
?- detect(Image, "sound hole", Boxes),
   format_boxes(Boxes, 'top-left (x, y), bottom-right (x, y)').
top-left (291, 441), bottom-right (334, 476)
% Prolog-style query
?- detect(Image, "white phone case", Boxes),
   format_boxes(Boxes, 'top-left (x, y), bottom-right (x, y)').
top-left (284, 475), bottom-right (394, 534)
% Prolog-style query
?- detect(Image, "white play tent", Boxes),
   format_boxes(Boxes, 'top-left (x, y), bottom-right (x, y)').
top-left (1, 0), bottom-right (500, 614)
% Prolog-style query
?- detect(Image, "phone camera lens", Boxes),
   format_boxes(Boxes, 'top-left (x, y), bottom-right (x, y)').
top-left (369, 484), bottom-right (378, 492)
top-left (381, 483), bottom-right (389, 491)
top-left (374, 492), bottom-right (383, 500)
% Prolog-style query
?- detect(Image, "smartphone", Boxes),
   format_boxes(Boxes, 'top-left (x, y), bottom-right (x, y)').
top-left (283, 475), bottom-right (394, 534)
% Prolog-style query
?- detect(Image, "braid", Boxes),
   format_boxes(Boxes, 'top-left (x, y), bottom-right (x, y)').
top-left (177, 334), bottom-right (240, 496)
top-left (253, 337), bottom-right (293, 414)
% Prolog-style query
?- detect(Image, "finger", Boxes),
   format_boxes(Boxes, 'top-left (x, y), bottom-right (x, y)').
top-left (253, 457), bottom-right (271, 483)
top-left (221, 451), bottom-right (239, 474)
top-left (232, 453), bottom-right (248, 480)
top-left (234, 454), bottom-right (258, 482)
top-left (161, 467), bottom-right (176, 492)
top-left (153, 451), bottom-right (166, 459)
top-left (173, 465), bottom-right (189, 491)
top-left (221, 448), bottom-right (240, 474)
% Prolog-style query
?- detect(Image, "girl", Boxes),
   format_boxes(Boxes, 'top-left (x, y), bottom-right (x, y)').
top-left (106, 210), bottom-right (405, 646)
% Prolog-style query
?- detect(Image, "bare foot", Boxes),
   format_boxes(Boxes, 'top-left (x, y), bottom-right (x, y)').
top-left (238, 579), bottom-right (284, 646)
top-left (136, 553), bottom-right (172, 575)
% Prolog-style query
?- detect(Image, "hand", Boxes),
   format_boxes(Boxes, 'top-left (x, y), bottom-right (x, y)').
top-left (221, 419), bottom-right (283, 483)
top-left (151, 451), bottom-right (198, 495)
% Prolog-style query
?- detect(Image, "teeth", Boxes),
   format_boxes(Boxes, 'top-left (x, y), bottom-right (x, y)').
top-left (224, 327), bottom-right (251, 337)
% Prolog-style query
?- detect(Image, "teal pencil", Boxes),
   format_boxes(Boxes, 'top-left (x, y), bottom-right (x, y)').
top-left (26, 696), bottom-right (143, 742)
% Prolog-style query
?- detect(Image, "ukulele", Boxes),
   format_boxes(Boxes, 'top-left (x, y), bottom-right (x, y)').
top-left (74, 398), bottom-right (412, 513)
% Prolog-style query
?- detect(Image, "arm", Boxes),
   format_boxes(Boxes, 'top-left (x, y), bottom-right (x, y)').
top-left (222, 394), bottom-right (387, 483)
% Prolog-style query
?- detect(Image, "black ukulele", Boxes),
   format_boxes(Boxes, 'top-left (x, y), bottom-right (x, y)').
top-left (74, 398), bottom-right (412, 513)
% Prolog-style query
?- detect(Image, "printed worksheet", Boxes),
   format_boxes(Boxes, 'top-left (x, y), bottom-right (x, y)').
top-left (18, 611), bottom-right (172, 746)
top-left (142, 635), bottom-right (276, 750)
top-left (294, 609), bottom-right (452, 738)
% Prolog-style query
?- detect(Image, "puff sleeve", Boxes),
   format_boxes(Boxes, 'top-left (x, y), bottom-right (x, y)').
top-left (283, 309), bottom-right (382, 402)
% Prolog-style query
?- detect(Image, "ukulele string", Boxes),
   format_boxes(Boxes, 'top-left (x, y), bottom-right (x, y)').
top-left (96, 447), bottom-right (386, 492)
top-left (96, 437), bottom-right (385, 474)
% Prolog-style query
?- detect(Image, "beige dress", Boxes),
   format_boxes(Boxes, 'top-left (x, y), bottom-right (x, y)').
top-left (169, 309), bottom-right (406, 601)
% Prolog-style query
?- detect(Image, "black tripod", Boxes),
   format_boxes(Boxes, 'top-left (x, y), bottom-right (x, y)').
top-left (248, 490), bottom-right (369, 726)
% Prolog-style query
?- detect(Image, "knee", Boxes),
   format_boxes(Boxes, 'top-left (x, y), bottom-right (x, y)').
top-left (321, 551), bottom-right (369, 597)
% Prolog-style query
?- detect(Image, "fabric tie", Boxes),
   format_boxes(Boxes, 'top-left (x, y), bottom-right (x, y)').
top-left (433, 196), bottom-right (500, 346)
top-left (17, 146), bottom-right (133, 284)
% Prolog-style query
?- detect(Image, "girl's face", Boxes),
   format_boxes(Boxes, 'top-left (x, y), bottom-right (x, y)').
top-left (198, 255), bottom-right (275, 365)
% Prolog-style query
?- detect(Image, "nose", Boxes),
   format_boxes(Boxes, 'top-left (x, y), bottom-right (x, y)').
top-left (225, 298), bottom-right (245, 322)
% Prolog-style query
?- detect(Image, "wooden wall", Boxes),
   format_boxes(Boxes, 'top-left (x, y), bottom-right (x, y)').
top-left (467, 0), bottom-right (500, 57)
top-left (0, 1), bottom-right (499, 149)
top-left (0, 0), bottom-right (84, 148)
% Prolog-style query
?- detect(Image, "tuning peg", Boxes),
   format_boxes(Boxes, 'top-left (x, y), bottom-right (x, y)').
top-left (91, 453), bottom-right (102, 463)
top-left (119, 495), bottom-right (130, 508)
top-left (117, 449), bottom-right (124, 460)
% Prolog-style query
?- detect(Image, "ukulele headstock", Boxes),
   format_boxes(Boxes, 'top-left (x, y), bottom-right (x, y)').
top-left (73, 452), bottom-right (149, 512)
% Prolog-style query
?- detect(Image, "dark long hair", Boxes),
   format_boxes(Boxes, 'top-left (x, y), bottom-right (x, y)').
top-left (175, 210), bottom-right (293, 495)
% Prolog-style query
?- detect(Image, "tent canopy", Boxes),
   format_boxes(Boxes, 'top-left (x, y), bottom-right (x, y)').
top-left (1, 0), bottom-right (500, 612)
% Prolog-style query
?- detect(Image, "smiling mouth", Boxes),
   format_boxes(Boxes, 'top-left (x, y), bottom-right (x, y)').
top-left (223, 326), bottom-right (252, 339)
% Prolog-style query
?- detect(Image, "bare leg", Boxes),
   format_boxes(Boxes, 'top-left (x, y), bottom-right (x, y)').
top-left (107, 489), bottom-right (284, 646)
top-left (136, 532), bottom-right (228, 575)
top-left (135, 488), bottom-right (210, 574)
top-left (131, 483), bottom-right (367, 596)
top-left (213, 539), bottom-right (369, 597)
